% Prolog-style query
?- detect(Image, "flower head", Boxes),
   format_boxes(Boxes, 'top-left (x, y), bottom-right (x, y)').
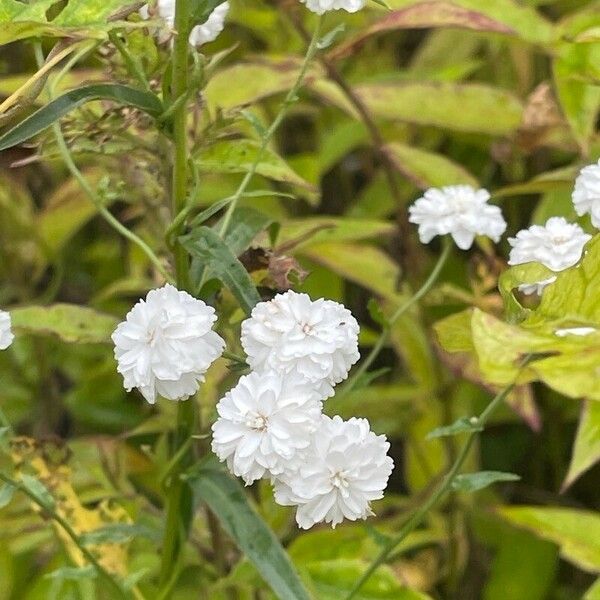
top-left (573, 159), bottom-right (600, 228)
top-left (274, 415), bottom-right (393, 529)
top-left (508, 217), bottom-right (591, 295)
top-left (140, 0), bottom-right (229, 46)
top-left (300, 0), bottom-right (364, 14)
top-left (112, 284), bottom-right (224, 404)
top-left (211, 371), bottom-right (323, 485)
top-left (0, 310), bottom-right (14, 350)
top-left (241, 291), bottom-right (359, 388)
top-left (408, 185), bottom-right (507, 250)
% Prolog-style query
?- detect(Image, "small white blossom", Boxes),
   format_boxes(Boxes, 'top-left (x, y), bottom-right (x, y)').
top-left (408, 185), bottom-right (507, 250)
top-left (555, 327), bottom-right (596, 337)
top-left (300, 0), bottom-right (364, 15)
top-left (508, 217), bottom-right (591, 295)
top-left (0, 310), bottom-right (14, 350)
top-left (573, 159), bottom-right (600, 228)
top-left (140, 0), bottom-right (229, 46)
top-left (241, 291), bottom-right (359, 389)
top-left (112, 284), bottom-right (224, 404)
top-left (211, 371), bottom-right (323, 485)
top-left (274, 415), bottom-right (394, 529)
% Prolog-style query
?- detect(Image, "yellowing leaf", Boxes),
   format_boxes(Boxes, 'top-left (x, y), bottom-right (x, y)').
top-left (563, 401), bottom-right (600, 490)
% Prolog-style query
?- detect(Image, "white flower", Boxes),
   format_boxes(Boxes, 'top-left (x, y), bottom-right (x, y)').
top-left (211, 371), bottom-right (323, 485)
top-left (573, 159), bottom-right (600, 228)
top-left (508, 217), bottom-right (591, 295)
top-left (241, 291), bottom-right (359, 389)
top-left (140, 0), bottom-right (229, 46)
top-left (408, 185), bottom-right (507, 250)
top-left (112, 284), bottom-right (225, 404)
top-left (300, 0), bottom-right (364, 14)
top-left (0, 310), bottom-right (14, 350)
top-left (274, 415), bottom-right (393, 529)
top-left (555, 327), bottom-right (596, 337)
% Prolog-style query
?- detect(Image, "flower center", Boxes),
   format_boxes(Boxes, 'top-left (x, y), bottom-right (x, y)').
top-left (552, 235), bottom-right (569, 245)
top-left (301, 322), bottom-right (313, 335)
top-left (246, 413), bottom-right (268, 432)
top-left (331, 471), bottom-right (349, 490)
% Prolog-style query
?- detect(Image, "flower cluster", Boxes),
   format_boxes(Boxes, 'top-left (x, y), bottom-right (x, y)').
top-left (212, 291), bottom-right (394, 529)
top-left (301, 0), bottom-right (365, 14)
top-left (409, 158), bottom-right (600, 296)
top-left (140, 0), bottom-right (230, 47)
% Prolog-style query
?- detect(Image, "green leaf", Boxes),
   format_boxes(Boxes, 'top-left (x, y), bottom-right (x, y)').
top-left (219, 207), bottom-right (274, 256)
top-left (194, 139), bottom-right (317, 196)
top-left (585, 579), bottom-right (600, 600)
top-left (187, 465), bottom-right (311, 600)
top-left (0, 84), bottom-right (163, 152)
top-left (190, 0), bottom-right (228, 25)
top-left (452, 471), bottom-right (520, 492)
top-left (499, 506), bottom-right (600, 573)
top-left (313, 81), bottom-right (523, 135)
top-left (181, 227), bottom-right (261, 314)
top-left (384, 142), bottom-right (478, 189)
top-left (0, 483), bottom-right (15, 509)
top-left (11, 304), bottom-right (118, 344)
top-left (46, 565), bottom-right (97, 581)
top-left (79, 523), bottom-right (158, 546)
top-left (305, 559), bottom-right (432, 599)
top-left (0, 0), bottom-right (147, 44)
top-left (20, 474), bottom-right (55, 509)
top-left (367, 299), bottom-right (388, 328)
top-left (563, 401), bottom-right (600, 490)
top-left (427, 417), bottom-right (482, 439)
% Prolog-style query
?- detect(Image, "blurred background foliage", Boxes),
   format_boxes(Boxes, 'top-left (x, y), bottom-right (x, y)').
top-left (0, 0), bottom-right (600, 598)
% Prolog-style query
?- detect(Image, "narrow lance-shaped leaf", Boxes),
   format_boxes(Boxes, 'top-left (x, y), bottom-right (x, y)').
top-left (0, 84), bottom-right (163, 152)
top-left (452, 471), bottom-right (520, 492)
top-left (187, 465), bottom-right (311, 600)
top-left (180, 226), bottom-right (261, 314)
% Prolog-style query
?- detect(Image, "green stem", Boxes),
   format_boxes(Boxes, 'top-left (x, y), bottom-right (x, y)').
top-left (109, 31), bottom-right (151, 92)
top-left (341, 239), bottom-right (452, 397)
top-left (217, 15), bottom-right (324, 239)
top-left (33, 43), bottom-right (172, 284)
top-left (0, 472), bottom-right (129, 599)
top-left (346, 381), bottom-right (517, 599)
top-left (159, 1), bottom-right (195, 587)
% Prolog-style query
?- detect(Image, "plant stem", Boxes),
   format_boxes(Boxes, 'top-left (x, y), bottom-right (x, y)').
top-left (169, 0), bottom-right (192, 289)
top-left (33, 43), bottom-right (172, 283)
top-left (0, 472), bottom-right (129, 599)
top-left (341, 239), bottom-right (452, 397)
top-left (217, 15), bottom-right (324, 239)
top-left (346, 381), bottom-right (517, 599)
top-left (109, 31), bottom-right (151, 92)
top-left (159, 0), bottom-right (195, 589)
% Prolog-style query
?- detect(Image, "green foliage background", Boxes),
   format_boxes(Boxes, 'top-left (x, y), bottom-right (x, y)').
top-left (0, 0), bottom-right (600, 598)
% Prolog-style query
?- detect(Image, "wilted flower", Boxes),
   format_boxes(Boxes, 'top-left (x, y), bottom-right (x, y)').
top-left (112, 284), bottom-right (225, 404)
top-left (508, 217), bottom-right (591, 295)
top-left (300, 0), bottom-right (364, 14)
top-left (573, 159), bottom-right (600, 228)
top-left (241, 291), bottom-right (359, 389)
top-left (0, 310), bottom-right (14, 350)
top-left (274, 415), bottom-right (394, 529)
top-left (408, 185), bottom-right (507, 250)
top-left (211, 371), bottom-right (323, 485)
top-left (140, 0), bottom-right (229, 46)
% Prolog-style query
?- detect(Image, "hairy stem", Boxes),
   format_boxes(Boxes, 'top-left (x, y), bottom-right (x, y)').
top-left (341, 239), bottom-right (452, 397)
top-left (346, 380), bottom-right (520, 599)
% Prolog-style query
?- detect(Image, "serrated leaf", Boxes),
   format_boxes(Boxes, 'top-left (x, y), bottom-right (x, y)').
top-left (11, 304), bottom-right (118, 344)
top-left (0, 84), bottom-right (163, 152)
top-left (181, 227), bottom-right (261, 314)
top-left (426, 417), bottom-right (482, 439)
top-left (452, 471), bottom-right (520, 492)
top-left (188, 465), bottom-right (311, 600)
